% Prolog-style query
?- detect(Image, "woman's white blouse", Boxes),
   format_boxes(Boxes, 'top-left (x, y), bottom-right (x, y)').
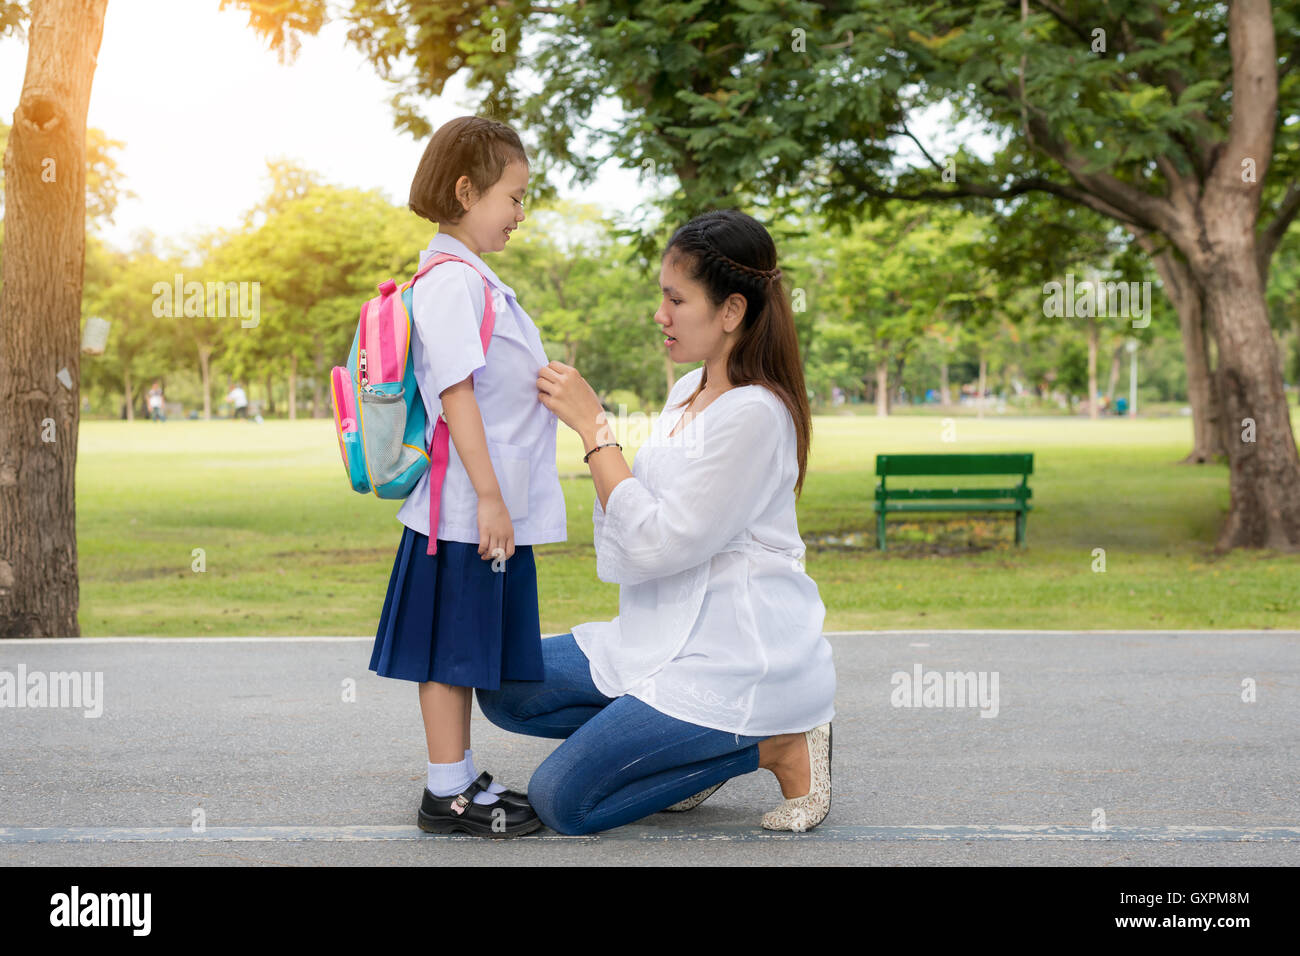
top-left (395, 233), bottom-right (567, 546)
top-left (571, 366), bottom-right (836, 737)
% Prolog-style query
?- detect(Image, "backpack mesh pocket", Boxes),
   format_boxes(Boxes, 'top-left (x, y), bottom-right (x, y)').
top-left (360, 388), bottom-right (423, 487)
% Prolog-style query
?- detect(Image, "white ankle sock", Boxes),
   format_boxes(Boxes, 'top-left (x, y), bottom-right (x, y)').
top-left (427, 756), bottom-right (499, 805)
top-left (465, 749), bottom-right (507, 795)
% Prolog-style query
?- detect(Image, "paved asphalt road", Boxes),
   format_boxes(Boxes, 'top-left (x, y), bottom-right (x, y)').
top-left (1, 631), bottom-right (1296, 866)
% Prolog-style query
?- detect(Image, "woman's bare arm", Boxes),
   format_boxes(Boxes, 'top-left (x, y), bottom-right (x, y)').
top-left (572, 415), bottom-right (631, 513)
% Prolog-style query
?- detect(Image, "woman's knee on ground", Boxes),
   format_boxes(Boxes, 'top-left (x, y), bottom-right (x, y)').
top-left (526, 757), bottom-right (596, 836)
top-left (474, 685), bottom-right (518, 729)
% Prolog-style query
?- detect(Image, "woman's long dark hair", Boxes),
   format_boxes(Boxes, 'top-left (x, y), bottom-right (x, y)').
top-left (664, 208), bottom-right (812, 498)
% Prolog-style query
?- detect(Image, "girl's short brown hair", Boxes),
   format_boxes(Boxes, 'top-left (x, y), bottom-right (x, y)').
top-left (409, 116), bottom-right (528, 225)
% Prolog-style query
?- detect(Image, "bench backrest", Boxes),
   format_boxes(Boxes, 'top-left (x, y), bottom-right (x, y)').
top-left (875, 453), bottom-right (1034, 477)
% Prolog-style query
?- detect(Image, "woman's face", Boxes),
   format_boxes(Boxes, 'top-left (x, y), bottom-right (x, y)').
top-left (654, 251), bottom-right (745, 363)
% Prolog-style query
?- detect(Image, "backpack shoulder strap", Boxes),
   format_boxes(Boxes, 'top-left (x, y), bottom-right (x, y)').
top-left (407, 252), bottom-right (496, 353)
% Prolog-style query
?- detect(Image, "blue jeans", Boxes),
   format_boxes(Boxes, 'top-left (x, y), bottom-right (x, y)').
top-left (476, 633), bottom-right (768, 835)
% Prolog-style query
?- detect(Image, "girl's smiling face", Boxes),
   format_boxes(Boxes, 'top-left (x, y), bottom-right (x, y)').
top-left (654, 251), bottom-right (746, 362)
top-left (448, 158), bottom-right (528, 255)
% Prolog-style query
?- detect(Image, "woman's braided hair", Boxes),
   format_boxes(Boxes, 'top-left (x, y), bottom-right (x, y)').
top-left (663, 208), bottom-right (812, 498)
top-left (701, 237), bottom-right (783, 287)
top-left (680, 213), bottom-right (784, 301)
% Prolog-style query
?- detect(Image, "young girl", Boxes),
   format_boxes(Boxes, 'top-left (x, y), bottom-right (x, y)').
top-left (369, 116), bottom-right (566, 837)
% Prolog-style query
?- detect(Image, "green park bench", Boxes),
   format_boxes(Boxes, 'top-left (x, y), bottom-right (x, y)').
top-left (873, 453), bottom-right (1034, 550)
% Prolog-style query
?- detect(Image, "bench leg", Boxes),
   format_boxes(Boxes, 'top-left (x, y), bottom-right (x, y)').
top-left (877, 509), bottom-right (887, 551)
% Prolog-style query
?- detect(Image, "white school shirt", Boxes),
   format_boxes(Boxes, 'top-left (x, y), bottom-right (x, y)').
top-left (394, 233), bottom-right (567, 545)
top-left (571, 366), bottom-right (836, 737)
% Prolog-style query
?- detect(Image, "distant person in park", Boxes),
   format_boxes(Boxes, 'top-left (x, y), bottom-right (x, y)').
top-left (148, 381), bottom-right (165, 422)
top-left (480, 207), bottom-right (836, 835)
top-left (368, 116), bottom-right (564, 838)
top-left (226, 382), bottom-right (249, 419)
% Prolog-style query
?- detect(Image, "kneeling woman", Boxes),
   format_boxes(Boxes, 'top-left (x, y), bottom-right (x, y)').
top-left (478, 208), bottom-right (836, 835)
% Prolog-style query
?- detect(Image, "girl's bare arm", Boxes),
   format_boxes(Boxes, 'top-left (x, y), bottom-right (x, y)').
top-left (439, 375), bottom-right (514, 559)
top-left (439, 376), bottom-right (501, 501)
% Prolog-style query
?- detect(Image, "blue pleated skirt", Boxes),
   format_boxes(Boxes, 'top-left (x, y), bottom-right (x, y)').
top-left (369, 524), bottom-right (544, 689)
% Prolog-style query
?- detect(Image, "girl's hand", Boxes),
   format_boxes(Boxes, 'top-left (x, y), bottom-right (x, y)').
top-left (537, 361), bottom-right (608, 443)
top-left (476, 494), bottom-right (515, 564)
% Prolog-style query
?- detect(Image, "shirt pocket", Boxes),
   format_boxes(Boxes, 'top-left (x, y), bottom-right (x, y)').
top-left (487, 438), bottom-right (530, 522)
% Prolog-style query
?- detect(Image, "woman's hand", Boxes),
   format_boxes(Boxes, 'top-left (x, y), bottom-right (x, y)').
top-left (537, 361), bottom-right (610, 447)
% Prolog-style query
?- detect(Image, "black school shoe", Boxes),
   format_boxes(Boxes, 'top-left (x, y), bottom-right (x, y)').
top-left (418, 771), bottom-right (541, 838)
top-left (463, 768), bottom-right (532, 809)
top-left (490, 783), bottom-right (532, 810)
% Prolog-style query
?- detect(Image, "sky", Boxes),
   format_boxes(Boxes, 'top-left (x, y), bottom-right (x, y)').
top-left (0, 0), bottom-right (653, 253)
top-left (0, 1), bottom-right (988, 255)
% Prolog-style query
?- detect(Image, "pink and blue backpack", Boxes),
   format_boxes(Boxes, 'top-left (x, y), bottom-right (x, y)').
top-left (330, 252), bottom-right (495, 556)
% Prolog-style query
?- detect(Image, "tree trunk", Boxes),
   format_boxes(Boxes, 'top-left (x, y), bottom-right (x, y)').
top-left (1105, 344), bottom-right (1121, 404)
top-left (875, 357), bottom-right (888, 416)
top-left (1117, 0), bottom-right (1297, 550)
top-left (1135, 233), bottom-right (1227, 462)
top-left (977, 354), bottom-right (987, 420)
top-left (198, 346), bottom-right (213, 419)
top-left (1184, 296), bottom-right (1228, 461)
top-left (265, 373), bottom-right (276, 416)
top-left (1086, 316), bottom-right (1098, 420)
top-left (1293, 315), bottom-right (1300, 407)
top-left (1151, 0), bottom-right (1300, 550)
top-left (939, 360), bottom-right (951, 407)
top-left (1126, 347), bottom-right (1137, 418)
top-left (310, 366), bottom-right (323, 417)
top-left (123, 366), bottom-right (135, 422)
top-left (0, 0), bottom-right (110, 638)
top-left (289, 352), bottom-right (298, 421)
top-left (1199, 246), bottom-right (1300, 552)
top-left (311, 337), bottom-right (325, 417)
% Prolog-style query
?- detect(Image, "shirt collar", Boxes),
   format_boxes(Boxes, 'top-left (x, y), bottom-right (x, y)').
top-left (423, 232), bottom-right (516, 300)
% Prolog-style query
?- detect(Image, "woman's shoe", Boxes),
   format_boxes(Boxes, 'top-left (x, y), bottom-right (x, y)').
top-left (418, 771), bottom-right (542, 838)
top-left (761, 722), bottom-right (831, 832)
top-left (662, 780), bottom-right (727, 812)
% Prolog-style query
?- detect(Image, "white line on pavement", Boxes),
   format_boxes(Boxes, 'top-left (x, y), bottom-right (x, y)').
top-left (3, 825), bottom-right (1298, 843)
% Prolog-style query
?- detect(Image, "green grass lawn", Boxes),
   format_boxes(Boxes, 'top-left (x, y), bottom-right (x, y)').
top-left (75, 413), bottom-right (1300, 636)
